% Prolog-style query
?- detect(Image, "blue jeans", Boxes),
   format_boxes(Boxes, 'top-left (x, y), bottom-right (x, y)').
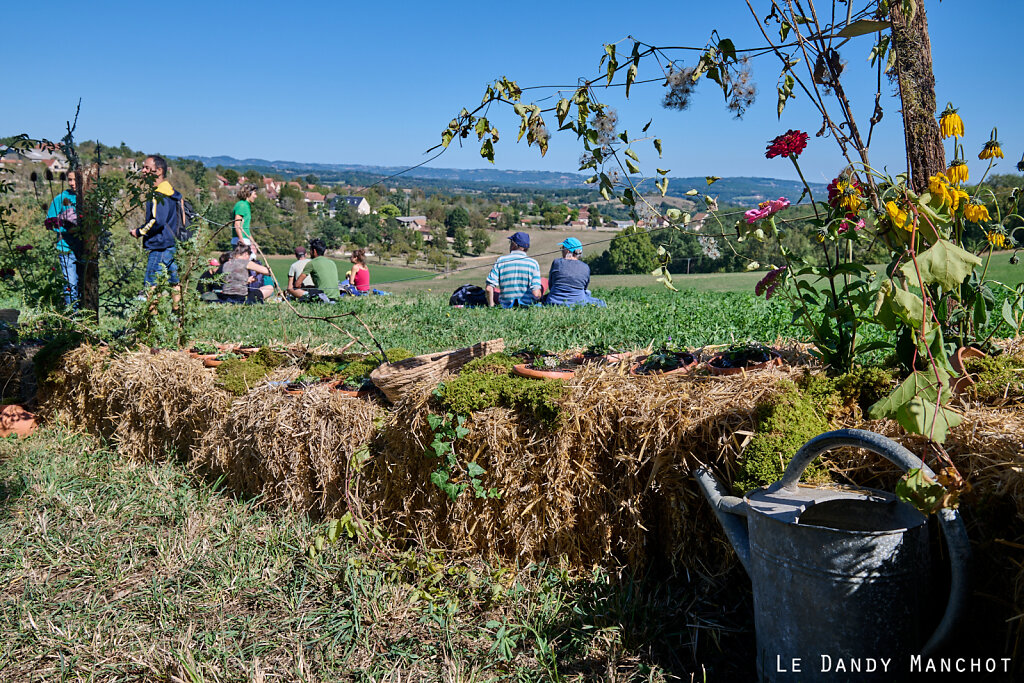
top-left (57, 251), bottom-right (78, 308)
top-left (144, 248), bottom-right (179, 286)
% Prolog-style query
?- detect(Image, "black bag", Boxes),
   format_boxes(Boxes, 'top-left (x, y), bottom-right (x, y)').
top-left (449, 284), bottom-right (489, 307)
top-left (176, 197), bottom-right (198, 241)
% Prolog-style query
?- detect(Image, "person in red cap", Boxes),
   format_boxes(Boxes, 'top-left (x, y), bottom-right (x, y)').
top-left (196, 256), bottom-right (224, 299)
top-left (485, 231), bottom-right (541, 307)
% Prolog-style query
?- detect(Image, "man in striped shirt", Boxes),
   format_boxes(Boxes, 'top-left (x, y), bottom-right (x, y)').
top-left (486, 231), bottom-right (542, 307)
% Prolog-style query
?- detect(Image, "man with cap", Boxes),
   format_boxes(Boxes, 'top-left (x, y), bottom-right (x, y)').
top-left (485, 231), bottom-right (542, 308)
top-left (286, 245), bottom-right (314, 299)
top-left (196, 257), bottom-right (223, 299)
top-left (544, 236), bottom-right (605, 307)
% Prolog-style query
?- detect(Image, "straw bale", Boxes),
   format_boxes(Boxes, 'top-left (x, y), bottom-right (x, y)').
top-left (198, 384), bottom-right (382, 514)
top-left (98, 350), bottom-right (232, 462)
top-left (364, 362), bottom-right (798, 571)
top-left (37, 345), bottom-right (112, 435)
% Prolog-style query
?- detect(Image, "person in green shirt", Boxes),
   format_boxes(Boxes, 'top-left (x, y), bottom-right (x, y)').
top-left (232, 184), bottom-right (258, 249)
top-left (298, 238), bottom-right (340, 302)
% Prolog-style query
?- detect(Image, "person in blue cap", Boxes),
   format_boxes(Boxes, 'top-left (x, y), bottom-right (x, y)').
top-left (485, 231), bottom-right (542, 307)
top-left (544, 236), bottom-right (605, 307)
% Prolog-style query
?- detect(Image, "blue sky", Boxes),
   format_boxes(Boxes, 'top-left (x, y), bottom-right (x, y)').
top-left (6, 1), bottom-right (1022, 187)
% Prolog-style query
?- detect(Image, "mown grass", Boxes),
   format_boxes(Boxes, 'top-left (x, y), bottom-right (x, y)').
top-left (0, 428), bottom-right (752, 681)
top-left (187, 287), bottom-right (794, 354)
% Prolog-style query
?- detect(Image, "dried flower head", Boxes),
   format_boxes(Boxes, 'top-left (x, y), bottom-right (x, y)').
top-left (698, 235), bottom-right (721, 260)
top-left (939, 103), bottom-right (964, 139)
top-left (662, 66), bottom-right (698, 111)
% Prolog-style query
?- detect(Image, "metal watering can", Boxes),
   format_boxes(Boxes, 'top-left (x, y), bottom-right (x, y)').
top-left (695, 429), bottom-right (970, 682)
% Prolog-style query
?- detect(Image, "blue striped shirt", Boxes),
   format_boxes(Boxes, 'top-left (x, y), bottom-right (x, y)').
top-left (486, 252), bottom-right (541, 306)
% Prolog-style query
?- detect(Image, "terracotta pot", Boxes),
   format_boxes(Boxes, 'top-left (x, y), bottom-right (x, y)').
top-left (950, 346), bottom-right (986, 394)
top-left (284, 388), bottom-right (305, 397)
top-left (603, 351), bottom-right (637, 365)
top-left (513, 363), bottom-right (576, 380)
top-left (237, 347), bottom-right (261, 356)
top-left (706, 350), bottom-right (782, 376)
top-left (629, 352), bottom-right (699, 377)
top-left (0, 404), bottom-right (38, 438)
top-left (204, 358), bottom-right (223, 368)
top-left (331, 382), bottom-right (374, 398)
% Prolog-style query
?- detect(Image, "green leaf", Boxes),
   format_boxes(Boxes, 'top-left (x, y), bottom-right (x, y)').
top-left (641, 119), bottom-right (652, 133)
top-left (455, 425), bottom-right (470, 439)
top-left (555, 98), bottom-right (571, 127)
top-left (653, 139), bottom-right (662, 156)
top-left (717, 38), bottom-right (737, 62)
top-left (427, 414), bottom-right (443, 430)
top-left (705, 176), bottom-right (721, 185)
top-left (466, 461), bottom-right (486, 478)
top-left (625, 148), bottom-right (639, 162)
top-left (625, 63), bottom-right (638, 97)
top-left (837, 19), bottom-right (890, 37)
top-left (657, 168), bottom-right (670, 176)
top-left (656, 177), bottom-right (669, 196)
top-left (777, 74), bottom-right (795, 119)
top-left (480, 139), bottom-right (495, 164)
top-left (895, 468), bottom-right (949, 515)
top-left (1002, 298), bottom-right (1020, 332)
top-left (625, 158), bottom-right (640, 175)
top-left (684, 189), bottom-right (698, 196)
top-left (900, 240), bottom-right (981, 291)
top-left (895, 397), bottom-right (961, 443)
top-left (869, 370), bottom-right (950, 420)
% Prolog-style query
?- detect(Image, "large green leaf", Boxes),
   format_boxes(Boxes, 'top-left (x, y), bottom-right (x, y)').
top-left (837, 19), bottom-right (890, 37)
top-left (900, 240), bottom-right (981, 291)
top-left (895, 397), bottom-right (962, 444)
top-left (869, 369), bottom-right (950, 419)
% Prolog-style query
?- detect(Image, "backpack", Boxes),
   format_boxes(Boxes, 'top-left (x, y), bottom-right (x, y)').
top-left (176, 197), bottom-right (198, 241)
top-left (449, 284), bottom-right (489, 307)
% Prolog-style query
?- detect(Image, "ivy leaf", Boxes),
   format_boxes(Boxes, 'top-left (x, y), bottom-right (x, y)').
top-left (427, 414), bottom-right (443, 430)
top-left (466, 461), bottom-right (486, 478)
top-left (899, 240), bottom-right (981, 291)
top-left (455, 425), bottom-right (470, 439)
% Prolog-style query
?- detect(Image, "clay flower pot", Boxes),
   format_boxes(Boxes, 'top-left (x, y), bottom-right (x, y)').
top-left (513, 363), bottom-right (576, 380)
top-left (950, 346), bottom-right (986, 394)
top-left (237, 346), bottom-right (261, 356)
top-left (331, 382), bottom-right (374, 398)
top-left (629, 352), bottom-right (698, 377)
top-left (603, 351), bottom-right (637, 365)
top-left (706, 348), bottom-right (782, 376)
top-left (0, 404), bottom-right (38, 438)
top-left (204, 358), bottom-right (223, 368)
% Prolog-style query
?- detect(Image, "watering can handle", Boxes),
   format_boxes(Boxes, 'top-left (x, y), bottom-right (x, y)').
top-left (770, 428), bottom-right (970, 656)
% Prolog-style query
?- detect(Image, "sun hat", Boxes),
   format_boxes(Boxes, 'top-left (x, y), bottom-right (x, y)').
top-left (508, 231), bottom-right (530, 249)
top-left (559, 237), bottom-right (582, 251)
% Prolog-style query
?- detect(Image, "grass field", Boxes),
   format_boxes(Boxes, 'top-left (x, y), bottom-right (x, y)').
top-left (0, 427), bottom-right (750, 681)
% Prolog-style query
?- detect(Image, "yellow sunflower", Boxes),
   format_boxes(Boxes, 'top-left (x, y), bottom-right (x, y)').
top-left (979, 140), bottom-right (1004, 160)
top-left (928, 173), bottom-right (953, 207)
top-left (987, 231), bottom-right (1007, 249)
top-left (947, 160), bottom-right (969, 185)
top-left (885, 200), bottom-right (909, 229)
top-left (964, 202), bottom-right (991, 223)
top-left (939, 103), bottom-right (964, 138)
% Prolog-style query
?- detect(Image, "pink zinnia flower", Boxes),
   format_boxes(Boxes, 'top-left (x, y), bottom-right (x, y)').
top-left (755, 266), bottom-right (788, 300)
top-left (744, 197), bottom-right (790, 224)
top-left (838, 213), bottom-right (865, 234)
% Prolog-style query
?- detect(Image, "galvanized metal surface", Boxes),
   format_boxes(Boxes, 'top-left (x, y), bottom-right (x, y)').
top-left (695, 429), bottom-right (971, 683)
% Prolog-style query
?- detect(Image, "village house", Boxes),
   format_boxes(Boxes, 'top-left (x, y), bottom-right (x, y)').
top-left (327, 195), bottom-right (371, 218)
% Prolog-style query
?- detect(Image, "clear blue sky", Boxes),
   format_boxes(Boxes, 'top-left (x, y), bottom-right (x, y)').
top-left (6, 1), bottom-right (1022, 187)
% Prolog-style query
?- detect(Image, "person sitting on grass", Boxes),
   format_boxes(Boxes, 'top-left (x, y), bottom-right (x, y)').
top-left (297, 238), bottom-right (340, 303)
top-left (286, 245), bottom-right (314, 299)
top-left (485, 231), bottom-right (541, 308)
top-left (340, 248), bottom-right (370, 296)
top-left (247, 254), bottom-right (276, 303)
top-left (544, 237), bottom-right (605, 307)
top-left (217, 244), bottom-right (273, 304)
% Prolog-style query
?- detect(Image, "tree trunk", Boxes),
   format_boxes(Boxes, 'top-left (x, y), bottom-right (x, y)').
top-left (888, 0), bottom-right (945, 193)
top-left (77, 167), bottom-right (100, 319)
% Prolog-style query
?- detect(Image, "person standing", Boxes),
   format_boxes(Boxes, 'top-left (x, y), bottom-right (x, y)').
top-left (299, 238), bottom-right (340, 302)
top-left (232, 183), bottom-right (258, 250)
top-left (130, 155), bottom-right (181, 297)
top-left (485, 231), bottom-right (541, 307)
top-left (45, 171), bottom-right (80, 308)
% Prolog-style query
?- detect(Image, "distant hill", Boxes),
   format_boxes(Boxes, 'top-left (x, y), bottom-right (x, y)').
top-left (180, 154), bottom-right (825, 205)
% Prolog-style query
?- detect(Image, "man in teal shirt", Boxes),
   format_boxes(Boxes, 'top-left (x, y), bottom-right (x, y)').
top-left (232, 184), bottom-right (257, 249)
top-left (299, 238), bottom-right (340, 302)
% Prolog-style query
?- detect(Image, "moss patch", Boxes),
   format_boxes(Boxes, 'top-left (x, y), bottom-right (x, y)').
top-left (215, 359), bottom-right (274, 396)
top-left (248, 347), bottom-right (288, 369)
top-left (965, 353), bottom-right (1024, 402)
top-left (438, 367), bottom-right (564, 425)
top-left (734, 380), bottom-right (834, 493)
top-left (460, 352), bottom-right (516, 375)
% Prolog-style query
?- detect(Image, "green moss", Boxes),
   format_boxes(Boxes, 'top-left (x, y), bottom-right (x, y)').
top-left (461, 352), bottom-right (515, 375)
top-left (249, 347), bottom-right (288, 369)
top-left (33, 331), bottom-right (86, 381)
top-left (734, 380), bottom-right (833, 493)
top-left (438, 370), bottom-right (564, 425)
top-left (834, 366), bottom-right (895, 411)
top-left (306, 360), bottom-right (345, 379)
top-left (215, 358), bottom-right (274, 396)
top-left (965, 354), bottom-right (1024, 401)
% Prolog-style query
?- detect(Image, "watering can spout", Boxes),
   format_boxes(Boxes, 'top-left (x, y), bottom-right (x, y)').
top-left (694, 467), bottom-right (751, 573)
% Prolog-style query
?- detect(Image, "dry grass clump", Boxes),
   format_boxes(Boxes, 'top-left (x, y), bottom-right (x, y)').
top-left (36, 344), bottom-right (112, 434)
top-left (198, 384), bottom-right (382, 515)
